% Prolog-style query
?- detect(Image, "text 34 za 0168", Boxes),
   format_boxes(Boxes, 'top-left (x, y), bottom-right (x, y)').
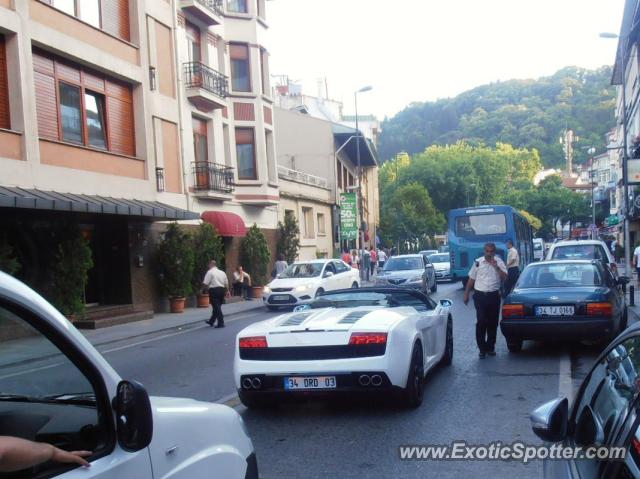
top-left (535, 306), bottom-right (575, 316)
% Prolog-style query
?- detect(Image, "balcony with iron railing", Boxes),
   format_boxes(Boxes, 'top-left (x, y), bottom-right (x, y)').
top-left (183, 62), bottom-right (228, 111)
top-left (192, 162), bottom-right (235, 198)
top-left (180, 0), bottom-right (224, 25)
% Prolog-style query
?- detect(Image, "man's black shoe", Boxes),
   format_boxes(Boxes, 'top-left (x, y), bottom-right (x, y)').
top-left (205, 320), bottom-right (214, 326)
top-left (479, 352), bottom-right (487, 359)
top-left (487, 350), bottom-right (496, 356)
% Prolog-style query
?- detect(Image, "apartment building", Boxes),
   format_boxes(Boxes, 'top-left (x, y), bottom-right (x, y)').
top-left (0, 0), bottom-right (277, 317)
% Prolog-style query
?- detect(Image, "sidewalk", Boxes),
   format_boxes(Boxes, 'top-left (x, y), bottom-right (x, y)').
top-left (617, 262), bottom-right (640, 324)
top-left (80, 299), bottom-right (265, 348)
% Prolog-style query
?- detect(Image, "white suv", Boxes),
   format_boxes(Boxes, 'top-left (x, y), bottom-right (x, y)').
top-left (545, 239), bottom-right (616, 273)
top-left (0, 271), bottom-right (258, 478)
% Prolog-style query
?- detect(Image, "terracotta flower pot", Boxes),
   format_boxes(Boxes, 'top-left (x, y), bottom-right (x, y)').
top-left (250, 286), bottom-right (264, 299)
top-left (169, 297), bottom-right (186, 313)
top-left (196, 293), bottom-right (210, 308)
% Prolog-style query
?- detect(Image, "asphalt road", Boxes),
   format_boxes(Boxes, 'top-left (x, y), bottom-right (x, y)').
top-left (3, 282), bottom-right (605, 478)
top-left (83, 281), bottom-right (604, 479)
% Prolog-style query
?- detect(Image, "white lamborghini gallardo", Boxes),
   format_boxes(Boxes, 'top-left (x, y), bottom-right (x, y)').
top-left (233, 287), bottom-right (453, 409)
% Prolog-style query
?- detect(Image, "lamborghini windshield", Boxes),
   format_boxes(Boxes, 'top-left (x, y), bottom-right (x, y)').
top-left (309, 290), bottom-right (427, 309)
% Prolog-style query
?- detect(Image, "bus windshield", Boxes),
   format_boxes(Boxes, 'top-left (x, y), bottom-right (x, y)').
top-left (455, 214), bottom-right (507, 236)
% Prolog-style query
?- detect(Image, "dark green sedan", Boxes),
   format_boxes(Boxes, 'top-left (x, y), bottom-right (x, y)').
top-left (500, 260), bottom-right (629, 352)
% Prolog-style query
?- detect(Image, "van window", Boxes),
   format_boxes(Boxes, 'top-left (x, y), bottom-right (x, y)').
top-left (0, 303), bottom-right (110, 476)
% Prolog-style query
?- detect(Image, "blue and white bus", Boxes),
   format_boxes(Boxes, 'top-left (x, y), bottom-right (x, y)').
top-left (448, 205), bottom-right (534, 286)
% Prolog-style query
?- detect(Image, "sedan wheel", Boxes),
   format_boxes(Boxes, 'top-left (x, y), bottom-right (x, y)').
top-left (506, 340), bottom-right (523, 353)
top-left (315, 288), bottom-right (325, 298)
top-left (402, 344), bottom-right (424, 408)
top-left (351, 282), bottom-right (359, 289)
top-left (439, 318), bottom-right (453, 366)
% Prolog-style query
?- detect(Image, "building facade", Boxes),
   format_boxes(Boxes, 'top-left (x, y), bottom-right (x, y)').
top-left (0, 0), bottom-right (278, 318)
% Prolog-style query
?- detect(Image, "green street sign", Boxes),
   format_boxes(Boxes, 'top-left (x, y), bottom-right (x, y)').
top-left (606, 215), bottom-right (620, 226)
top-left (340, 192), bottom-right (358, 240)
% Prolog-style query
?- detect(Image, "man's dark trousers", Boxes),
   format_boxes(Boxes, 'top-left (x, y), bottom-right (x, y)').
top-left (208, 287), bottom-right (226, 326)
top-left (473, 290), bottom-right (501, 353)
top-left (505, 267), bottom-right (519, 295)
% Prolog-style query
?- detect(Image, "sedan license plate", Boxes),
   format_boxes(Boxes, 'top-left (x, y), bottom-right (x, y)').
top-left (284, 376), bottom-right (336, 390)
top-left (272, 295), bottom-right (289, 301)
top-left (535, 306), bottom-right (574, 316)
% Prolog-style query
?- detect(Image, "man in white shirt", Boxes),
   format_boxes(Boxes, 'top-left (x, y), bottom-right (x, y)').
top-left (633, 243), bottom-right (640, 286)
top-left (202, 260), bottom-right (229, 328)
top-left (232, 266), bottom-right (251, 299)
top-left (504, 239), bottom-right (520, 295)
top-left (463, 243), bottom-right (508, 359)
top-left (377, 249), bottom-right (387, 269)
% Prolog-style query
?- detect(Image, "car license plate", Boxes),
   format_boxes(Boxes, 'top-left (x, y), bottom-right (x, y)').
top-left (272, 295), bottom-right (289, 301)
top-left (284, 376), bottom-right (337, 390)
top-left (535, 306), bottom-right (574, 316)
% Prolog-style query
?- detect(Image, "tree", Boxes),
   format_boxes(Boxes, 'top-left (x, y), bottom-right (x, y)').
top-left (157, 223), bottom-right (195, 299)
top-left (241, 224), bottom-right (270, 287)
top-left (277, 213), bottom-right (301, 263)
top-left (191, 223), bottom-right (224, 294)
top-left (380, 183), bottom-right (445, 251)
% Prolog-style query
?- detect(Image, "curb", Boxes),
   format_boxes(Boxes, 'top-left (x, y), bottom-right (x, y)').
top-left (86, 301), bottom-right (267, 349)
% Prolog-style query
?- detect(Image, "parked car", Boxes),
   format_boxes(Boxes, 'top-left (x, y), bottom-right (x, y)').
top-left (533, 238), bottom-right (544, 261)
top-left (428, 253), bottom-right (452, 282)
top-left (545, 239), bottom-right (616, 274)
top-left (263, 259), bottom-right (360, 311)
top-left (234, 287), bottom-right (453, 409)
top-left (530, 322), bottom-right (640, 477)
top-left (376, 254), bottom-right (437, 293)
top-left (0, 271), bottom-right (257, 479)
top-left (500, 260), bottom-right (629, 352)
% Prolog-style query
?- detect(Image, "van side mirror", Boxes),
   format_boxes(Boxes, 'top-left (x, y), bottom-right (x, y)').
top-left (530, 397), bottom-right (568, 443)
top-left (114, 380), bottom-right (153, 452)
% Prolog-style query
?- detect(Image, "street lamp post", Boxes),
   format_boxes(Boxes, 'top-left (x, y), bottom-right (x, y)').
top-left (355, 85), bottom-right (372, 281)
top-left (588, 147), bottom-right (596, 239)
top-left (601, 31), bottom-right (635, 276)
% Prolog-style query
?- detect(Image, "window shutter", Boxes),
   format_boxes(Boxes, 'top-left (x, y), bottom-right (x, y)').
top-left (0, 36), bottom-right (9, 129)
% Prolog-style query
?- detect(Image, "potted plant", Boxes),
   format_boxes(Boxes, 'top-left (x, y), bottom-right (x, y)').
top-left (158, 223), bottom-right (194, 313)
top-left (191, 223), bottom-right (224, 308)
top-left (49, 225), bottom-right (93, 320)
top-left (241, 224), bottom-right (270, 298)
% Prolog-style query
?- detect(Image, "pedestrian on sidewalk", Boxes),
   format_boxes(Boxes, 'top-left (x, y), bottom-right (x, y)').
top-left (352, 250), bottom-right (360, 269)
top-left (377, 248), bottom-right (387, 270)
top-left (202, 260), bottom-right (229, 328)
top-left (633, 242), bottom-right (640, 287)
top-left (233, 266), bottom-right (252, 299)
top-left (273, 254), bottom-right (288, 278)
top-left (370, 247), bottom-right (378, 276)
top-left (363, 247), bottom-right (371, 281)
top-left (504, 239), bottom-right (520, 295)
top-left (341, 249), bottom-right (353, 267)
top-left (463, 242), bottom-right (507, 359)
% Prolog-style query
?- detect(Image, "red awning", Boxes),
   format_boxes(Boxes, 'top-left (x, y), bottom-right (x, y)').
top-left (201, 211), bottom-right (247, 237)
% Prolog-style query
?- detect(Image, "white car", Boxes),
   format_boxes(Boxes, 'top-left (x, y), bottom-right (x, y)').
top-left (545, 239), bottom-right (616, 273)
top-left (263, 259), bottom-right (360, 310)
top-left (533, 238), bottom-right (544, 261)
top-left (427, 252), bottom-right (452, 281)
top-left (0, 271), bottom-right (257, 478)
top-left (235, 287), bottom-right (453, 409)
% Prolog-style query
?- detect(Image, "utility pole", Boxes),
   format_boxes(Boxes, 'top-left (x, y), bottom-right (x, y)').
top-left (588, 147), bottom-right (596, 239)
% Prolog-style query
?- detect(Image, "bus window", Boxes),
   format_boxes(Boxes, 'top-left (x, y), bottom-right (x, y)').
top-left (455, 214), bottom-right (507, 236)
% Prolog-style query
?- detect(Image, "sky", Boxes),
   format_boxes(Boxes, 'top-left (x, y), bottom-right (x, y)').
top-left (265, 0), bottom-right (625, 120)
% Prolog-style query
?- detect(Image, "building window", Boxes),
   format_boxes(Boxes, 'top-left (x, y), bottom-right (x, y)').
top-left (230, 43), bottom-right (251, 93)
top-left (235, 127), bottom-right (256, 179)
top-left (85, 91), bottom-right (107, 149)
top-left (59, 83), bottom-right (83, 144)
top-left (317, 213), bottom-right (326, 235)
top-left (285, 209), bottom-right (295, 220)
top-left (52, 0), bottom-right (101, 29)
top-left (34, 49), bottom-right (135, 156)
top-left (302, 207), bottom-right (314, 238)
top-left (0, 36), bottom-right (9, 129)
top-left (185, 21), bottom-right (201, 63)
top-left (227, 0), bottom-right (248, 13)
top-left (260, 48), bottom-right (269, 95)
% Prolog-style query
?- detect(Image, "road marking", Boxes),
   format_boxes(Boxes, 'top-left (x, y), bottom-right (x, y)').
top-left (558, 353), bottom-right (573, 402)
top-left (0, 361), bottom-right (64, 380)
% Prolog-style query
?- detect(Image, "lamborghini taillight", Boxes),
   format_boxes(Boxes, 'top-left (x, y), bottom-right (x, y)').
top-left (348, 333), bottom-right (388, 345)
top-left (239, 336), bottom-right (268, 348)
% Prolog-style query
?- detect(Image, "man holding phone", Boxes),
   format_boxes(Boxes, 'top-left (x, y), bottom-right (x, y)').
top-left (463, 243), bottom-right (508, 359)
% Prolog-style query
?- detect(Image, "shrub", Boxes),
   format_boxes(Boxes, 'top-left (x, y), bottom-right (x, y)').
top-left (191, 223), bottom-right (224, 294)
top-left (158, 223), bottom-right (194, 298)
top-left (277, 213), bottom-right (300, 264)
top-left (241, 224), bottom-right (270, 286)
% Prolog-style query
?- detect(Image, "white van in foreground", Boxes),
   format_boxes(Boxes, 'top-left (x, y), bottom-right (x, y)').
top-left (0, 271), bottom-right (257, 478)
